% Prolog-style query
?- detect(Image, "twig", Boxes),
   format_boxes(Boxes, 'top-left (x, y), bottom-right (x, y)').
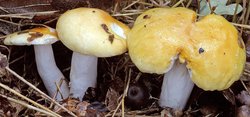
top-left (111, 69), bottom-right (131, 117)
top-left (240, 79), bottom-right (250, 93)
top-left (0, 11), bottom-right (59, 19)
top-left (172, 0), bottom-right (185, 8)
top-left (207, 0), bottom-right (214, 14)
top-left (44, 17), bottom-right (58, 24)
top-left (243, 72), bottom-right (250, 77)
top-left (244, 0), bottom-right (250, 25)
top-left (5, 67), bottom-right (77, 117)
top-left (137, 1), bottom-right (154, 7)
top-left (134, 72), bottom-right (142, 83)
top-left (0, 94), bottom-right (56, 116)
top-left (9, 55), bottom-right (25, 65)
top-left (0, 82), bottom-right (61, 117)
top-left (126, 107), bottom-right (161, 115)
top-left (186, 0), bottom-right (193, 8)
top-left (51, 78), bottom-right (65, 106)
top-left (0, 4), bottom-right (50, 9)
top-left (231, 23), bottom-right (250, 29)
top-left (122, 0), bottom-right (140, 11)
top-left (0, 19), bottom-right (22, 26)
top-left (0, 35), bottom-right (7, 39)
top-left (112, 12), bottom-right (142, 17)
top-left (232, 0), bottom-right (240, 22)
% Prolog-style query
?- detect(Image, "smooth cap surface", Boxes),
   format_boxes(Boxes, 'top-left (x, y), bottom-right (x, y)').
top-left (128, 7), bottom-right (246, 90)
top-left (4, 27), bottom-right (58, 45)
top-left (128, 7), bottom-right (197, 74)
top-left (56, 8), bottom-right (130, 57)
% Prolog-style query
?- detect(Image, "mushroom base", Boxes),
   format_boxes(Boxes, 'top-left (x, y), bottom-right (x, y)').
top-left (69, 52), bottom-right (98, 100)
top-left (159, 61), bottom-right (194, 110)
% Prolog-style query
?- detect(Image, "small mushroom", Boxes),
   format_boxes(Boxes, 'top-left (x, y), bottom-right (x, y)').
top-left (128, 7), bottom-right (245, 110)
top-left (125, 83), bottom-right (150, 110)
top-left (4, 27), bottom-right (70, 100)
top-left (56, 8), bottom-right (130, 100)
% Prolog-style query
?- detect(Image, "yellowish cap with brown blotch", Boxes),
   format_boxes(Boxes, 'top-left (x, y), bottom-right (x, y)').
top-left (4, 27), bottom-right (58, 45)
top-left (56, 8), bottom-right (130, 57)
top-left (128, 7), bottom-right (246, 91)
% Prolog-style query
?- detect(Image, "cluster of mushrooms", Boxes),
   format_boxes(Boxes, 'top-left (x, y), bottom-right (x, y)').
top-left (4, 7), bottom-right (246, 111)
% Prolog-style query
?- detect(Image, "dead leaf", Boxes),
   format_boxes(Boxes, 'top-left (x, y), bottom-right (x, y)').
top-left (54, 98), bottom-right (80, 113)
top-left (0, 53), bottom-right (7, 77)
top-left (75, 101), bottom-right (90, 116)
top-left (237, 91), bottom-right (250, 106)
top-left (0, 53), bottom-right (7, 68)
top-left (0, 0), bottom-right (53, 14)
top-left (237, 105), bottom-right (250, 117)
top-left (105, 88), bottom-right (120, 111)
top-left (0, 96), bottom-right (16, 117)
top-left (0, 0), bottom-right (59, 36)
top-left (161, 108), bottom-right (183, 117)
top-left (54, 98), bottom-right (92, 116)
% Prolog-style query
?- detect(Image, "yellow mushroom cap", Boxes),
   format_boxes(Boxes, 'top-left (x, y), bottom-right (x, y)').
top-left (184, 14), bottom-right (246, 90)
top-left (128, 7), bottom-right (246, 91)
top-left (56, 8), bottom-right (130, 57)
top-left (4, 27), bottom-right (58, 45)
top-left (134, 7), bottom-right (196, 26)
top-left (128, 7), bottom-right (197, 74)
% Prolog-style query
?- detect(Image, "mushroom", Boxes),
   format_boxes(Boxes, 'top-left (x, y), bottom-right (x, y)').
top-left (4, 27), bottom-right (70, 100)
top-left (56, 8), bottom-right (130, 100)
top-left (127, 7), bottom-right (246, 110)
top-left (125, 83), bottom-right (150, 110)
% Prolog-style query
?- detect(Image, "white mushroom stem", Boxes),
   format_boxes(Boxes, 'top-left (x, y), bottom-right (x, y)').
top-left (69, 52), bottom-right (97, 100)
top-left (159, 61), bottom-right (194, 110)
top-left (34, 45), bottom-right (70, 101)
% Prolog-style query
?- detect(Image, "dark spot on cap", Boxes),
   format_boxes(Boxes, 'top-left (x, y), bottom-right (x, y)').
top-left (17, 30), bottom-right (29, 35)
top-left (27, 32), bottom-right (43, 42)
top-left (101, 24), bottom-right (110, 34)
top-left (223, 52), bottom-right (226, 55)
top-left (143, 15), bottom-right (150, 19)
top-left (101, 24), bottom-right (115, 43)
top-left (108, 34), bottom-right (114, 44)
top-left (144, 25), bottom-right (147, 28)
top-left (199, 48), bottom-right (205, 54)
top-left (92, 10), bottom-right (96, 13)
